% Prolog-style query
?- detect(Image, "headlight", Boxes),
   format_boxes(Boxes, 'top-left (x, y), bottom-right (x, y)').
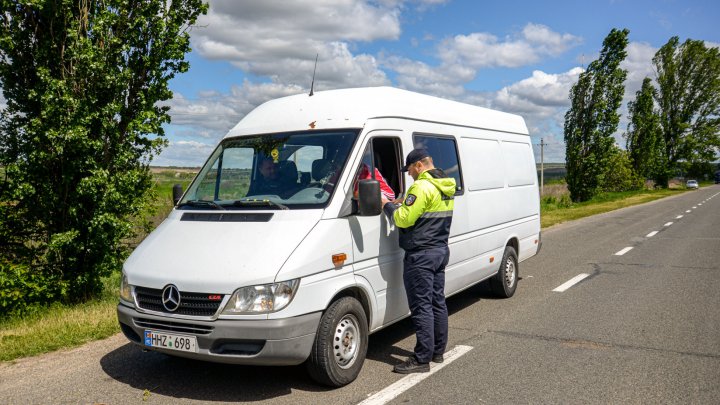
top-left (222, 279), bottom-right (300, 314)
top-left (119, 273), bottom-right (133, 304)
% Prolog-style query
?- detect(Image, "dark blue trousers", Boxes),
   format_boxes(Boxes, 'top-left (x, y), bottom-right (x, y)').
top-left (403, 246), bottom-right (449, 363)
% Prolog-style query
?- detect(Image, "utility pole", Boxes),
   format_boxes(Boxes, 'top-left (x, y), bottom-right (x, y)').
top-left (540, 138), bottom-right (545, 196)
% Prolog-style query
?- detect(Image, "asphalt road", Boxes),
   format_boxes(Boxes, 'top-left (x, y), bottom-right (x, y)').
top-left (1, 185), bottom-right (719, 404)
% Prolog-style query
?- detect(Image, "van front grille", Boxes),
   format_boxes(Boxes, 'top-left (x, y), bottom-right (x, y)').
top-left (135, 286), bottom-right (224, 317)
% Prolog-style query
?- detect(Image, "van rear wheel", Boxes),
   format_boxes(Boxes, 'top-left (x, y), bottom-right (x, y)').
top-left (489, 246), bottom-right (518, 298)
top-left (306, 296), bottom-right (368, 387)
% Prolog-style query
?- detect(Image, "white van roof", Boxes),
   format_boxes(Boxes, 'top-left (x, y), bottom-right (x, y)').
top-left (225, 86), bottom-right (528, 138)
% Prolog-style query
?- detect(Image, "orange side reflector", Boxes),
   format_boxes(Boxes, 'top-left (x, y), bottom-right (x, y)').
top-left (489, 257), bottom-right (495, 263)
top-left (332, 253), bottom-right (347, 267)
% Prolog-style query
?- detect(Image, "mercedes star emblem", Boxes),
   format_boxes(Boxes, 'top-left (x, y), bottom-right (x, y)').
top-left (162, 285), bottom-right (181, 312)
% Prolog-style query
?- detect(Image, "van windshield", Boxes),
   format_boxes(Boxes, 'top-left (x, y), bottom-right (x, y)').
top-left (178, 130), bottom-right (359, 210)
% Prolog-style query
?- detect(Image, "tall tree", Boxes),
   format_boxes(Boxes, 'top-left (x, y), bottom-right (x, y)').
top-left (653, 37), bottom-right (720, 187)
top-left (625, 77), bottom-right (667, 183)
top-left (564, 28), bottom-right (630, 202)
top-left (0, 0), bottom-right (207, 302)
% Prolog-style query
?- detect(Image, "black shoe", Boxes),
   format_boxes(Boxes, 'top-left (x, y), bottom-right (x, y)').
top-left (393, 357), bottom-right (430, 374)
top-left (432, 354), bottom-right (444, 363)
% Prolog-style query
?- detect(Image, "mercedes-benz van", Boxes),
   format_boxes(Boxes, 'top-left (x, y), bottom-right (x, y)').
top-left (117, 87), bottom-right (541, 386)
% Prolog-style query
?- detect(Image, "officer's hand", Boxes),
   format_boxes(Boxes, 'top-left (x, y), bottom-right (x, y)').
top-left (381, 196), bottom-right (390, 206)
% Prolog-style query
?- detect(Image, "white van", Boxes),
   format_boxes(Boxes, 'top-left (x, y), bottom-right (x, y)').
top-left (117, 87), bottom-right (541, 386)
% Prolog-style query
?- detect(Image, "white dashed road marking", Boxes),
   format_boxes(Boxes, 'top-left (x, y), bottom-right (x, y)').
top-left (615, 247), bottom-right (634, 256)
top-left (686, 210), bottom-right (692, 213)
top-left (676, 215), bottom-right (683, 219)
top-left (646, 231), bottom-right (659, 238)
top-left (358, 345), bottom-right (474, 405)
top-left (552, 274), bottom-right (591, 292)
top-left (664, 222), bottom-right (673, 227)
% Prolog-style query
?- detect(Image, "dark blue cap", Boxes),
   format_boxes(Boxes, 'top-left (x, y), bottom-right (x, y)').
top-left (402, 148), bottom-right (430, 172)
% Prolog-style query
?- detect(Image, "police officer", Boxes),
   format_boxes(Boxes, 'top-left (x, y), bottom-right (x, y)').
top-left (381, 148), bottom-right (456, 374)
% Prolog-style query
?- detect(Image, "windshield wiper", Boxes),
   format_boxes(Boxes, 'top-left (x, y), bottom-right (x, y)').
top-left (233, 199), bottom-right (289, 210)
top-left (177, 199), bottom-right (226, 210)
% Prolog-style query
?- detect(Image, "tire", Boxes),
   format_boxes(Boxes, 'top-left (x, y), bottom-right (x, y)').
top-left (306, 296), bottom-right (368, 387)
top-left (489, 246), bottom-right (518, 298)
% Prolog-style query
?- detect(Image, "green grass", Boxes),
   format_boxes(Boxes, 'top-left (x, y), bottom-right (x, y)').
top-left (0, 273), bottom-right (121, 362)
top-left (0, 171), bottom-right (702, 362)
top-left (541, 187), bottom-right (687, 228)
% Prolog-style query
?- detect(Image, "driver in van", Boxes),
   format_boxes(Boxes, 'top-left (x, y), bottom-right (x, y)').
top-left (248, 157), bottom-right (283, 196)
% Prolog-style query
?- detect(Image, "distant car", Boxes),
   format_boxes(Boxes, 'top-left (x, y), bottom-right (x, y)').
top-left (686, 180), bottom-right (699, 189)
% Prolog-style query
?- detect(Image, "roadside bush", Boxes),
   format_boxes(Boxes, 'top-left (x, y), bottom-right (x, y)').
top-left (0, 260), bottom-right (68, 317)
top-left (602, 150), bottom-right (645, 192)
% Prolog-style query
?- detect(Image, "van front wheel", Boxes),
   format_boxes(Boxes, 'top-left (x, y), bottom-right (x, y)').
top-left (489, 246), bottom-right (518, 298)
top-left (306, 296), bottom-right (368, 387)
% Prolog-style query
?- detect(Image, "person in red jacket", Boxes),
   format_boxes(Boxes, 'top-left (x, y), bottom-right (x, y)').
top-left (353, 163), bottom-right (396, 200)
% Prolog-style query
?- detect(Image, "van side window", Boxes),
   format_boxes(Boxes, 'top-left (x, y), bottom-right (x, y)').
top-left (413, 134), bottom-right (464, 195)
top-left (353, 137), bottom-right (402, 201)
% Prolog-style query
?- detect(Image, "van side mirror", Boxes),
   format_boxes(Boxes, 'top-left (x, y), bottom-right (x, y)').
top-left (358, 179), bottom-right (382, 216)
top-left (172, 184), bottom-right (184, 206)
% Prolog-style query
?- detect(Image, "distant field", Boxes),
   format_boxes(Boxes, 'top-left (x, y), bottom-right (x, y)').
top-left (150, 166), bottom-right (199, 174)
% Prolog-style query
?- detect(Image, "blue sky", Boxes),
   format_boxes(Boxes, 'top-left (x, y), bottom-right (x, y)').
top-left (155, 0), bottom-right (720, 166)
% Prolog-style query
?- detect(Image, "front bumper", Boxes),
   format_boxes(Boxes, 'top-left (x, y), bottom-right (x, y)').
top-left (117, 304), bottom-right (320, 365)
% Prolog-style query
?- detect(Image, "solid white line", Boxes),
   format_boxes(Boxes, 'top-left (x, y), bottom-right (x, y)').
top-left (676, 215), bottom-right (683, 219)
top-left (552, 273), bottom-right (590, 292)
top-left (646, 231), bottom-right (659, 238)
top-left (664, 222), bottom-right (673, 227)
top-left (615, 246), bottom-right (634, 256)
top-left (358, 345), bottom-right (473, 405)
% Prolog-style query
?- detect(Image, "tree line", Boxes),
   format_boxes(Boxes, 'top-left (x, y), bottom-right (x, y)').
top-left (564, 28), bottom-right (720, 202)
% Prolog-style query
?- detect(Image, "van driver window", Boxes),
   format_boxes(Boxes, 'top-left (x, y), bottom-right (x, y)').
top-left (353, 138), bottom-right (402, 201)
top-left (413, 134), bottom-right (463, 195)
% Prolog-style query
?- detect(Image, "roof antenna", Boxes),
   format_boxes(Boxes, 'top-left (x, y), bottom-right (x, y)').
top-left (309, 53), bottom-right (318, 97)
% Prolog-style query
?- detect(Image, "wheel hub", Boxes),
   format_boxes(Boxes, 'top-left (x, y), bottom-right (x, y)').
top-left (333, 314), bottom-right (360, 369)
top-left (505, 258), bottom-right (516, 287)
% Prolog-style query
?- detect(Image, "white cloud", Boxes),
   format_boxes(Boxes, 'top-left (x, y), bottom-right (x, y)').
top-left (153, 140), bottom-right (216, 167)
top-left (493, 68), bottom-right (583, 115)
top-left (481, 68), bottom-right (584, 162)
top-left (438, 23), bottom-right (582, 69)
top-left (382, 23), bottom-right (582, 102)
top-left (381, 55), bottom-right (471, 97)
top-left (165, 80), bottom-right (306, 144)
top-left (193, 0), bottom-right (398, 88)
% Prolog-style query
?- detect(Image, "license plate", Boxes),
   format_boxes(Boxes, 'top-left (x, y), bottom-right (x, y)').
top-left (144, 330), bottom-right (198, 353)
